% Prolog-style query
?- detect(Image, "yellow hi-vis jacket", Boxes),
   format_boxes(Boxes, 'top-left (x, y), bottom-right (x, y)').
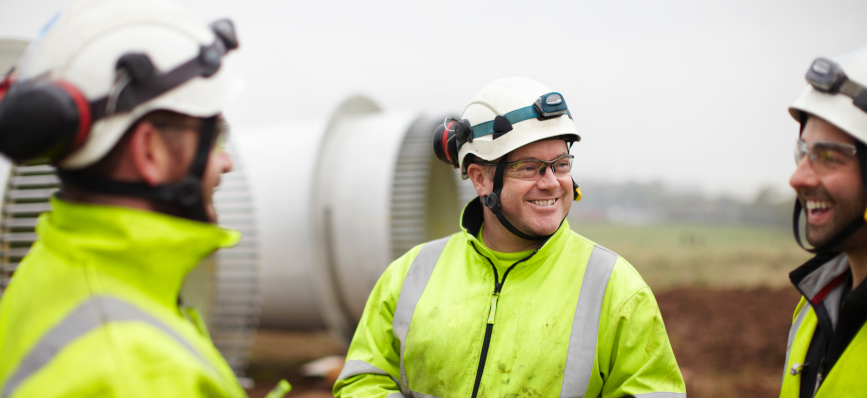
top-left (0, 198), bottom-right (248, 398)
top-left (781, 253), bottom-right (867, 398)
top-left (334, 199), bottom-right (686, 398)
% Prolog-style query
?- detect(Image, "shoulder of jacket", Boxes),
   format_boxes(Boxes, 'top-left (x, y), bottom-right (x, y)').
top-left (793, 296), bottom-right (809, 323)
top-left (564, 230), bottom-right (644, 283)
top-left (380, 233), bottom-right (460, 286)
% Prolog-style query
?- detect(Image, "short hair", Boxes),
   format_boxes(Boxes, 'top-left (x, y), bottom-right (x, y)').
top-left (60, 110), bottom-right (200, 180)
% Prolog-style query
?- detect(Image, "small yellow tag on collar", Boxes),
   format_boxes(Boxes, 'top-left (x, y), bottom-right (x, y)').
top-left (574, 186), bottom-right (583, 202)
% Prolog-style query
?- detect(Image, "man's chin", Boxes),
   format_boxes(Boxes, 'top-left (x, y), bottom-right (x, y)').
top-left (523, 220), bottom-right (562, 238)
top-left (805, 224), bottom-right (841, 249)
top-left (206, 203), bottom-right (218, 224)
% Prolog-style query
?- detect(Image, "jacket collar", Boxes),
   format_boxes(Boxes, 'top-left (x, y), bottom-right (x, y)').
top-left (459, 197), bottom-right (570, 267)
top-left (790, 252), bottom-right (850, 328)
top-left (37, 197), bottom-right (240, 309)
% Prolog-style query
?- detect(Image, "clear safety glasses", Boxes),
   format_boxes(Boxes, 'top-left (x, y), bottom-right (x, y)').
top-left (214, 117), bottom-right (230, 153)
top-left (151, 115), bottom-right (230, 153)
top-left (794, 139), bottom-right (858, 174)
top-left (481, 154), bottom-right (574, 181)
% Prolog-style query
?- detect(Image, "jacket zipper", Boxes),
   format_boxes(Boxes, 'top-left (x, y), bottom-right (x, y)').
top-left (812, 358), bottom-right (826, 397)
top-left (470, 243), bottom-right (540, 398)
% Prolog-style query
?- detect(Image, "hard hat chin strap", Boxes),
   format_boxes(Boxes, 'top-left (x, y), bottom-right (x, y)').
top-left (792, 139), bottom-right (867, 254)
top-left (480, 160), bottom-right (552, 241)
top-left (58, 116), bottom-right (217, 222)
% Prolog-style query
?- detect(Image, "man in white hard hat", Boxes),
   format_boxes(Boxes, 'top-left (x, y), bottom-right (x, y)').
top-left (0, 1), bottom-right (292, 397)
top-left (781, 48), bottom-right (867, 397)
top-left (334, 77), bottom-right (686, 398)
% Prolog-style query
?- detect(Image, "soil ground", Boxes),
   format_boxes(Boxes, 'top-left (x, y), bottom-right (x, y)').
top-left (245, 286), bottom-right (801, 398)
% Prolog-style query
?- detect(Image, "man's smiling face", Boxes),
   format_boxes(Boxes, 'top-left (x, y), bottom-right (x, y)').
top-left (790, 116), bottom-right (866, 248)
top-left (497, 139), bottom-right (573, 237)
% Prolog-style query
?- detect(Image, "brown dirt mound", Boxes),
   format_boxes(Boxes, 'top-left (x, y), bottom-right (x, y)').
top-left (657, 287), bottom-right (801, 398)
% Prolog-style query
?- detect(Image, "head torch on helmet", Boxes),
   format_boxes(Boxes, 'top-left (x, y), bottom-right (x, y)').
top-left (432, 92), bottom-right (572, 169)
top-left (805, 57), bottom-right (867, 113)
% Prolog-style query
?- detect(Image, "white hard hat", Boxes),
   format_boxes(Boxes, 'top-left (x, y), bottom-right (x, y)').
top-left (16, 0), bottom-right (242, 169)
top-left (457, 77), bottom-right (580, 178)
top-left (789, 47), bottom-right (867, 144)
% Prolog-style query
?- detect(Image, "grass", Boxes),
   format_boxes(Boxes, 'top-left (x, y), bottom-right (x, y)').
top-left (568, 221), bottom-right (813, 292)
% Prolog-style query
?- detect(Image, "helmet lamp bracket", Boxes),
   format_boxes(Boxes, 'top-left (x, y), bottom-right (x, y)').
top-left (806, 57), bottom-right (867, 113)
top-left (533, 92), bottom-right (569, 120)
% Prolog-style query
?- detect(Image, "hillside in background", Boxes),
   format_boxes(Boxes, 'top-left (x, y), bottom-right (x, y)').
top-left (570, 181), bottom-right (794, 228)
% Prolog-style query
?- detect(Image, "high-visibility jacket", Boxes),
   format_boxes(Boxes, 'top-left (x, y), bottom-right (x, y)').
top-left (334, 199), bottom-right (686, 398)
top-left (781, 253), bottom-right (867, 398)
top-left (0, 198), bottom-right (248, 398)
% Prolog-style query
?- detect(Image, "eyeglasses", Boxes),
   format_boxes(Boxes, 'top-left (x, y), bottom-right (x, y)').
top-left (151, 115), bottom-right (231, 153)
top-left (794, 139), bottom-right (858, 174)
top-left (480, 154), bottom-right (574, 181)
top-left (214, 117), bottom-right (230, 153)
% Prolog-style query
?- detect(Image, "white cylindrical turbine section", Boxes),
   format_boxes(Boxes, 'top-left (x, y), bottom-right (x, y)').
top-left (240, 96), bottom-right (471, 342)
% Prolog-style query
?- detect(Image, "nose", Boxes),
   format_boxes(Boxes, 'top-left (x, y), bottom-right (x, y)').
top-left (790, 156), bottom-right (819, 192)
top-left (219, 149), bottom-right (234, 174)
top-left (536, 165), bottom-right (560, 190)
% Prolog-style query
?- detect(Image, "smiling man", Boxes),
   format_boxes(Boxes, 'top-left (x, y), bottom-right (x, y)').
top-left (334, 77), bottom-right (685, 398)
top-left (781, 48), bottom-right (867, 398)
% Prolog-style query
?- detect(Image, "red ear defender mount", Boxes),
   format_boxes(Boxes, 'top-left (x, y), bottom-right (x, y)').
top-left (433, 118), bottom-right (474, 169)
top-left (0, 78), bottom-right (94, 162)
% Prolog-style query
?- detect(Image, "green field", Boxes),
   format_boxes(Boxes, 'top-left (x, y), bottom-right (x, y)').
top-left (569, 222), bottom-right (813, 292)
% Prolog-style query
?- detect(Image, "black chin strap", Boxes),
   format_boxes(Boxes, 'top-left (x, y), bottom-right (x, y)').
top-left (58, 116), bottom-right (217, 222)
top-left (481, 159), bottom-right (551, 241)
top-left (792, 139), bottom-right (867, 253)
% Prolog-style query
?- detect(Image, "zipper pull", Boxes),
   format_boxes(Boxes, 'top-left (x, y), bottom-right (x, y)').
top-left (487, 292), bottom-right (500, 324)
top-left (790, 362), bottom-right (808, 375)
top-left (812, 359), bottom-right (826, 397)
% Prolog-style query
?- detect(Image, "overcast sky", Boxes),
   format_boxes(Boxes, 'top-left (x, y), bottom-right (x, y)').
top-left (3, 0), bottom-right (867, 200)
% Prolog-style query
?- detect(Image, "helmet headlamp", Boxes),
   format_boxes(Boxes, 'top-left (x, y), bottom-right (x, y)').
top-left (805, 57), bottom-right (867, 113)
top-left (534, 92), bottom-right (569, 119)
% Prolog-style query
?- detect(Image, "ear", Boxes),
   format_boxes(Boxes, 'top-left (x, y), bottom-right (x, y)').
top-left (128, 122), bottom-right (173, 186)
top-left (467, 163), bottom-right (493, 197)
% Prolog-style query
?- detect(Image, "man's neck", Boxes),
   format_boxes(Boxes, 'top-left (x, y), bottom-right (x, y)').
top-left (480, 208), bottom-right (545, 253)
top-left (60, 184), bottom-right (184, 218)
top-left (847, 244), bottom-right (867, 290)
top-left (840, 227), bottom-right (867, 289)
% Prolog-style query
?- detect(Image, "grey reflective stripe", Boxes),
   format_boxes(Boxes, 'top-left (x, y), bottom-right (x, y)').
top-left (632, 393), bottom-right (687, 398)
top-left (1, 296), bottom-right (218, 398)
top-left (337, 359), bottom-right (401, 388)
top-left (392, 236), bottom-right (449, 397)
top-left (337, 359), bottom-right (390, 380)
top-left (560, 245), bottom-right (619, 398)
top-left (387, 394), bottom-right (406, 398)
top-left (783, 303), bottom-right (811, 376)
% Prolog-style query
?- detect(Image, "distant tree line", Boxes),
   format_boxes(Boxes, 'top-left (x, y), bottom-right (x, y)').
top-left (571, 181), bottom-right (793, 228)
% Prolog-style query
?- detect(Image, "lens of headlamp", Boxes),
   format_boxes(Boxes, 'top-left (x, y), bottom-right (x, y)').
top-left (806, 57), bottom-right (844, 93)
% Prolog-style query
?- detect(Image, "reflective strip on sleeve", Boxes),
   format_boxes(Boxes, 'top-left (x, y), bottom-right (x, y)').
top-left (632, 393), bottom-right (687, 398)
top-left (392, 236), bottom-right (450, 397)
top-left (559, 245), bottom-right (619, 398)
top-left (1, 296), bottom-right (219, 398)
top-left (783, 302), bottom-right (811, 376)
top-left (337, 359), bottom-right (401, 388)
